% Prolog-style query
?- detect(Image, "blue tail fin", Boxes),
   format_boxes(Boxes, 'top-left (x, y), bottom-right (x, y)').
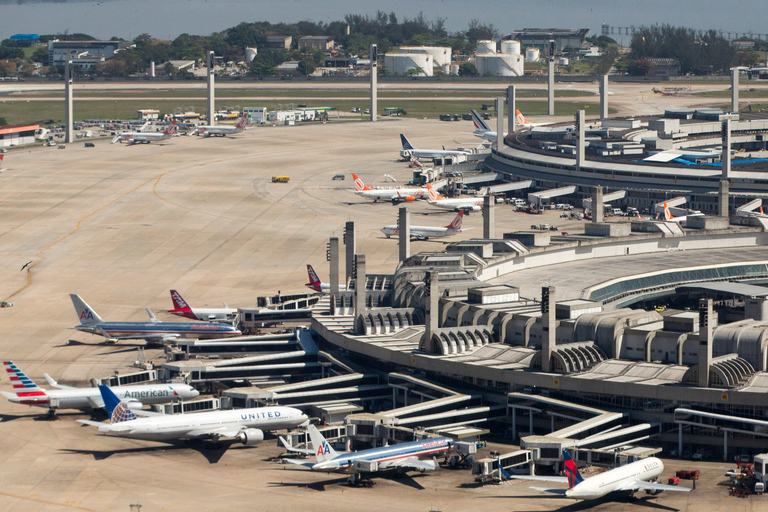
top-left (499, 464), bottom-right (513, 481)
top-left (99, 385), bottom-right (137, 423)
top-left (400, 134), bottom-right (414, 150)
top-left (470, 110), bottom-right (491, 131)
top-left (562, 450), bottom-right (584, 488)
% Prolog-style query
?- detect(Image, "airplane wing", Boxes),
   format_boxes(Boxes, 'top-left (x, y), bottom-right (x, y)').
top-left (86, 396), bottom-right (104, 409)
top-left (283, 459), bottom-right (316, 469)
top-left (379, 457), bottom-right (438, 472)
top-left (78, 419), bottom-right (105, 427)
top-left (508, 475), bottom-right (570, 483)
top-left (184, 426), bottom-right (244, 439)
top-left (530, 487), bottom-right (568, 495)
top-left (620, 480), bottom-right (693, 493)
top-left (279, 436), bottom-right (315, 455)
top-left (44, 373), bottom-right (77, 390)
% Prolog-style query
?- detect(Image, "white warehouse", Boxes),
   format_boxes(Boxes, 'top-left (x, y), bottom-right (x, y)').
top-left (398, 46), bottom-right (451, 67)
top-left (475, 53), bottom-right (524, 76)
top-left (385, 53), bottom-right (434, 76)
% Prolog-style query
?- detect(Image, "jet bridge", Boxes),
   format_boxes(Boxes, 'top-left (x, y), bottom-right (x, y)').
top-left (481, 180), bottom-right (534, 195)
top-left (582, 190), bottom-right (627, 210)
top-left (528, 186), bottom-right (577, 208)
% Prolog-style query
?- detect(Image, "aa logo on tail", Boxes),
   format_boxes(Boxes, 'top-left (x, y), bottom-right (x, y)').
top-left (80, 309), bottom-right (94, 320)
top-left (317, 441), bottom-right (332, 456)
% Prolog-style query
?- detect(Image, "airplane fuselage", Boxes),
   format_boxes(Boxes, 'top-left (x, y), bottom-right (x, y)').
top-left (428, 198), bottom-right (483, 211)
top-left (74, 321), bottom-right (240, 340)
top-left (168, 307), bottom-right (238, 322)
top-left (197, 126), bottom-right (244, 137)
top-left (566, 458), bottom-right (664, 499)
top-left (5, 383), bottom-right (199, 410)
top-left (403, 149), bottom-right (469, 159)
top-left (355, 188), bottom-right (427, 202)
top-left (381, 225), bottom-right (460, 239)
top-left (313, 437), bottom-right (453, 473)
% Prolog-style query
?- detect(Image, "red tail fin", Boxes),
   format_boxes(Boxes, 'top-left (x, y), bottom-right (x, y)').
top-left (164, 119), bottom-right (177, 135)
top-left (0, 153), bottom-right (4, 170)
top-left (170, 290), bottom-right (190, 310)
top-left (445, 210), bottom-right (464, 229)
top-left (238, 116), bottom-right (247, 129)
top-left (352, 174), bottom-right (372, 192)
top-left (306, 265), bottom-right (321, 285)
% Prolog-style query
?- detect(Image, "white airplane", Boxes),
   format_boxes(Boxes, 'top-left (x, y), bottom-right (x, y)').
top-left (167, 290), bottom-right (238, 323)
top-left (514, 109), bottom-right (554, 128)
top-left (381, 210), bottom-right (467, 239)
top-left (115, 119), bottom-right (177, 145)
top-left (510, 450), bottom-right (691, 500)
top-left (305, 264), bottom-right (346, 293)
top-left (284, 424), bottom-right (453, 486)
top-left (79, 384), bottom-right (308, 444)
top-left (194, 116), bottom-right (247, 137)
top-left (352, 173), bottom-right (428, 203)
top-left (469, 110), bottom-right (505, 142)
top-left (400, 134), bottom-right (470, 160)
top-left (1, 360), bottom-right (199, 413)
top-left (663, 201), bottom-right (703, 223)
top-left (426, 183), bottom-right (484, 212)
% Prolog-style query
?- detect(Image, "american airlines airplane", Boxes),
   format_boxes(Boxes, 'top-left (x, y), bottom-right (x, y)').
top-left (115, 120), bottom-right (177, 145)
top-left (70, 294), bottom-right (241, 344)
top-left (194, 116), bottom-right (247, 137)
top-left (352, 174), bottom-right (428, 203)
top-left (1, 360), bottom-right (199, 413)
top-left (284, 424), bottom-right (453, 486)
top-left (381, 211), bottom-right (467, 239)
top-left (167, 290), bottom-right (238, 323)
top-left (399, 134), bottom-right (470, 160)
top-left (305, 265), bottom-right (346, 293)
top-left (79, 385), bottom-right (307, 444)
top-left (510, 450), bottom-right (692, 500)
top-left (426, 183), bottom-right (484, 212)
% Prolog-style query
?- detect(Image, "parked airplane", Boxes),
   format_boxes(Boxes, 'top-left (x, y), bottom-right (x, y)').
top-left (284, 424), bottom-right (453, 485)
top-left (400, 134), bottom-right (470, 160)
top-left (115, 120), bottom-right (177, 145)
top-left (79, 385), bottom-right (307, 444)
top-left (352, 174), bottom-right (428, 203)
top-left (167, 290), bottom-right (238, 323)
top-left (663, 202), bottom-right (703, 223)
top-left (305, 265), bottom-right (346, 293)
top-left (510, 449), bottom-right (691, 500)
top-left (381, 211), bottom-right (467, 239)
top-left (70, 294), bottom-right (241, 344)
top-left (426, 183), bottom-right (484, 212)
top-left (469, 110), bottom-right (505, 142)
top-left (1, 360), bottom-right (199, 414)
top-left (194, 116), bottom-right (247, 137)
top-left (514, 110), bottom-right (554, 128)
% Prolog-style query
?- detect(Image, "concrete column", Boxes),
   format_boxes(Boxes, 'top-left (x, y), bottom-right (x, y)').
top-left (719, 180), bottom-right (730, 218)
top-left (723, 431), bottom-right (728, 462)
top-left (678, 426), bottom-right (683, 458)
top-left (207, 51), bottom-right (215, 125)
top-left (353, 254), bottom-right (367, 334)
top-left (547, 41), bottom-right (555, 116)
top-left (329, 237), bottom-right (339, 314)
top-left (507, 85), bottom-right (517, 134)
top-left (600, 75), bottom-right (609, 119)
top-left (592, 186), bottom-right (603, 223)
top-left (575, 109), bottom-right (585, 166)
top-left (345, 221), bottom-right (356, 284)
top-left (370, 44), bottom-right (378, 121)
top-left (512, 408), bottom-right (516, 440)
top-left (496, 96), bottom-right (505, 150)
top-left (64, 60), bottom-right (73, 143)
top-left (398, 207), bottom-right (410, 263)
top-left (721, 119), bottom-right (731, 179)
top-left (541, 286), bottom-right (555, 373)
top-left (698, 298), bottom-right (714, 388)
top-left (483, 194), bottom-right (495, 239)
top-left (420, 269), bottom-right (440, 353)
top-left (731, 68), bottom-right (739, 113)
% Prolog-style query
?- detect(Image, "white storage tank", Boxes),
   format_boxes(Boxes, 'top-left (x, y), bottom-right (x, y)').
top-left (450, 64), bottom-right (460, 76)
top-left (476, 40), bottom-right (496, 54)
top-left (475, 54), bottom-right (524, 77)
top-left (245, 47), bottom-right (258, 63)
top-left (500, 40), bottom-right (521, 55)
top-left (399, 46), bottom-right (451, 67)
top-left (525, 47), bottom-right (540, 62)
top-left (384, 53), bottom-right (433, 76)
top-left (442, 63), bottom-right (450, 75)
top-left (559, 57), bottom-right (570, 66)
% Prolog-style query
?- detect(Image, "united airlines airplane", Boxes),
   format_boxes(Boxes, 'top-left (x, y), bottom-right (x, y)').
top-left (70, 294), bottom-right (240, 344)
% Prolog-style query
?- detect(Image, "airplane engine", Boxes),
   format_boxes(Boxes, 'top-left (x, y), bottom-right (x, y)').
top-left (125, 400), bottom-right (144, 410)
top-left (644, 488), bottom-right (662, 496)
top-left (237, 428), bottom-right (264, 445)
top-left (403, 196), bottom-right (416, 202)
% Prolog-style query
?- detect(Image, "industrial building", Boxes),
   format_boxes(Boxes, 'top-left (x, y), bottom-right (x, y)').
top-left (507, 28), bottom-right (590, 52)
top-left (0, 123), bottom-right (39, 148)
top-left (47, 39), bottom-right (125, 69)
top-left (298, 36), bottom-right (334, 51)
top-left (473, 40), bottom-right (524, 77)
top-left (385, 53), bottom-right (434, 76)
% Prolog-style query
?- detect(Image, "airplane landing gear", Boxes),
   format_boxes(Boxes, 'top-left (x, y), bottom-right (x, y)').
top-left (44, 409), bottom-right (59, 421)
top-left (348, 473), bottom-right (375, 487)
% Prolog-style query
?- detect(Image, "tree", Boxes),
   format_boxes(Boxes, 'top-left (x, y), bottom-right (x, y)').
top-left (297, 60), bottom-right (315, 76)
top-left (593, 46), bottom-right (619, 75)
top-left (466, 19), bottom-right (498, 42)
top-left (164, 62), bottom-right (176, 75)
top-left (0, 47), bottom-right (24, 60)
top-left (31, 47), bottom-right (48, 63)
top-left (627, 58), bottom-right (654, 76)
top-left (458, 62), bottom-right (478, 77)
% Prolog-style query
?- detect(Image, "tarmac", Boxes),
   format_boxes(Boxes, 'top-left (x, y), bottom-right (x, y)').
top-left (0, 97), bottom-right (767, 510)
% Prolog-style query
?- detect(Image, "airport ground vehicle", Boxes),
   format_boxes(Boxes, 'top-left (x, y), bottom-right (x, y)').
top-left (676, 470), bottom-right (700, 480)
top-left (272, 176), bottom-right (290, 183)
top-left (332, 174), bottom-right (345, 180)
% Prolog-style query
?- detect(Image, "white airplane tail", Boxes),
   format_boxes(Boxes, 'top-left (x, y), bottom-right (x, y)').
top-left (70, 294), bottom-right (104, 325)
top-left (445, 210), bottom-right (464, 229)
top-left (307, 424), bottom-right (338, 463)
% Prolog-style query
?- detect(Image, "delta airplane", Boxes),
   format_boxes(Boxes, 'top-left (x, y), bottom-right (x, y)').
top-left (70, 294), bottom-right (241, 344)
top-left (510, 450), bottom-right (691, 500)
top-left (167, 290), bottom-right (238, 323)
top-left (79, 385), bottom-right (307, 444)
top-left (1, 361), bottom-right (199, 414)
top-left (305, 265), bottom-right (346, 293)
top-left (381, 211), bottom-right (467, 240)
top-left (426, 183), bottom-right (484, 212)
top-left (284, 424), bottom-right (453, 485)
top-left (400, 134), bottom-right (470, 160)
top-left (663, 202), bottom-right (703, 224)
top-left (352, 174), bottom-right (428, 203)
top-left (194, 116), bottom-right (247, 137)
top-left (115, 120), bottom-right (177, 145)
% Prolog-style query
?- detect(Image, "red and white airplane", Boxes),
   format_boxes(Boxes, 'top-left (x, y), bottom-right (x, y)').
top-left (0, 153), bottom-right (4, 171)
top-left (352, 173), bottom-right (428, 204)
top-left (515, 109), bottom-right (553, 128)
top-left (381, 210), bottom-right (467, 239)
top-left (305, 265), bottom-right (346, 293)
top-left (116, 119), bottom-right (177, 145)
top-left (167, 290), bottom-right (238, 322)
top-left (195, 116), bottom-right (247, 137)
top-left (663, 201), bottom-right (703, 223)
top-left (426, 183), bottom-right (484, 212)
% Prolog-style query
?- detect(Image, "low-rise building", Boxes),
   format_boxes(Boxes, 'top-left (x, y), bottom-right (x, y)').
top-left (0, 123), bottom-right (40, 148)
top-left (298, 36), bottom-right (334, 51)
top-left (265, 35), bottom-right (292, 49)
top-left (47, 39), bottom-right (124, 69)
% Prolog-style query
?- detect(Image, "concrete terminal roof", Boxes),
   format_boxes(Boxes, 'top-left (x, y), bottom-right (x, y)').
top-left (677, 281), bottom-right (768, 297)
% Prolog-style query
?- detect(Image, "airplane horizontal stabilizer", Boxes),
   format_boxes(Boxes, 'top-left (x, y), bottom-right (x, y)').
top-left (78, 419), bottom-right (106, 427)
top-left (283, 459), bottom-right (316, 469)
top-left (44, 373), bottom-right (77, 390)
top-left (1, 391), bottom-right (17, 399)
top-left (530, 487), bottom-right (568, 495)
top-left (280, 436), bottom-right (315, 454)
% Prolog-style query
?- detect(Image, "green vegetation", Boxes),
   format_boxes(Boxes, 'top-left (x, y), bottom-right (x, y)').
top-left (627, 25), bottom-right (735, 75)
top-left (692, 89), bottom-right (768, 98)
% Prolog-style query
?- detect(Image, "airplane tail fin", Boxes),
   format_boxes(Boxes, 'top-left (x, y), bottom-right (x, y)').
top-left (170, 290), bottom-right (191, 311)
top-left (562, 450), bottom-right (584, 489)
top-left (99, 385), bottom-right (137, 423)
top-left (0, 153), bottom-right (4, 170)
top-left (307, 424), bottom-right (338, 463)
top-left (237, 116), bottom-right (247, 129)
top-left (352, 173), bottom-right (372, 192)
top-left (400, 134), bottom-right (414, 151)
top-left (146, 308), bottom-right (160, 323)
top-left (470, 110), bottom-right (491, 131)
top-left (445, 210), bottom-right (464, 229)
top-left (516, 109), bottom-right (529, 125)
top-left (4, 361), bottom-right (47, 400)
top-left (70, 294), bottom-right (104, 325)
top-left (164, 119), bottom-right (177, 135)
top-left (663, 201), bottom-right (675, 221)
top-left (306, 265), bottom-right (321, 287)
top-left (426, 183), bottom-right (442, 202)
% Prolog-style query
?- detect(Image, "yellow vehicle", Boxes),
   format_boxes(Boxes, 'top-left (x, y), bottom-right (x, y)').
top-left (272, 176), bottom-right (290, 183)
